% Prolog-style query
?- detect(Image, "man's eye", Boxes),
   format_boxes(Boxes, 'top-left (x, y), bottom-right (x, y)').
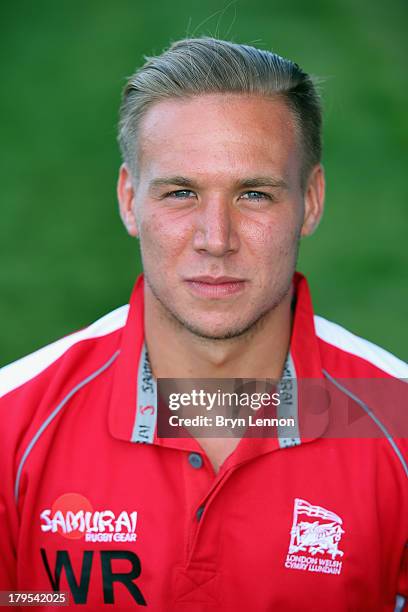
top-left (241, 191), bottom-right (271, 201)
top-left (165, 190), bottom-right (196, 199)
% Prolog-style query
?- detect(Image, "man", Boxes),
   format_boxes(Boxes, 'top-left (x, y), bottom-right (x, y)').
top-left (0, 37), bottom-right (407, 611)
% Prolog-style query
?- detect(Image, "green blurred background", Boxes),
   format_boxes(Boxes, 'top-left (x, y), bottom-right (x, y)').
top-left (1, 0), bottom-right (407, 365)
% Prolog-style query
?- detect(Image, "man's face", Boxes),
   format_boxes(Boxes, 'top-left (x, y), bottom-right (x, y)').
top-left (119, 93), bottom-right (324, 340)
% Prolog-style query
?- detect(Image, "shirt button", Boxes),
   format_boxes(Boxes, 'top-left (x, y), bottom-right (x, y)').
top-left (196, 506), bottom-right (205, 521)
top-left (188, 452), bottom-right (203, 469)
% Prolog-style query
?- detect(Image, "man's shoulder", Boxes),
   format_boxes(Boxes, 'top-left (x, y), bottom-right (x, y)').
top-left (0, 304), bottom-right (129, 401)
top-left (314, 314), bottom-right (408, 379)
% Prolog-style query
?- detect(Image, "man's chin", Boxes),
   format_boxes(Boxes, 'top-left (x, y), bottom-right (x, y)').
top-left (182, 323), bottom-right (247, 341)
top-left (175, 312), bottom-right (270, 341)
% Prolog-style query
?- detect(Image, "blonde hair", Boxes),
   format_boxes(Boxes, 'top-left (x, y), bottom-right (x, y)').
top-left (118, 37), bottom-right (322, 187)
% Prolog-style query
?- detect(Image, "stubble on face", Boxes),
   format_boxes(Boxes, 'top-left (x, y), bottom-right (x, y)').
top-left (142, 233), bottom-right (300, 344)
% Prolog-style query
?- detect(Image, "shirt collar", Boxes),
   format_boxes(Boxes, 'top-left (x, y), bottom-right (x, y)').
top-left (108, 271), bottom-right (325, 454)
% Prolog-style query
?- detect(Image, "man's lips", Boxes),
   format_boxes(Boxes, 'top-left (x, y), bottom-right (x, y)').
top-left (184, 276), bottom-right (247, 298)
top-left (186, 275), bottom-right (245, 284)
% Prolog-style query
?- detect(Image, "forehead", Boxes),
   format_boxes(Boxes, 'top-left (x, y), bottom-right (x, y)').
top-left (137, 93), bottom-right (301, 180)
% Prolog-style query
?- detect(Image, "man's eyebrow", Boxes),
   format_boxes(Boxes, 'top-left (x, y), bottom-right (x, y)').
top-left (237, 177), bottom-right (288, 189)
top-left (148, 176), bottom-right (197, 189)
top-left (148, 176), bottom-right (288, 190)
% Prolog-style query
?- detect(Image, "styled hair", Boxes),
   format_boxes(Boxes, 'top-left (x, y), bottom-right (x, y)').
top-left (118, 37), bottom-right (322, 187)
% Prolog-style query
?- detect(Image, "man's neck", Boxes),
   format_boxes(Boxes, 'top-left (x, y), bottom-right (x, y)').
top-left (143, 285), bottom-right (294, 381)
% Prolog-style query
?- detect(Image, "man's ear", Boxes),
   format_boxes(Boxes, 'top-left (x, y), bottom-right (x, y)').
top-left (301, 164), bottom-right (325, 237)
top-left (117, 163), bottom-right (139, 237)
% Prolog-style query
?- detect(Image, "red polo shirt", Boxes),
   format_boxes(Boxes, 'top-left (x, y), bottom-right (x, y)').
top-left (0, 272), bottom-right (407, 611)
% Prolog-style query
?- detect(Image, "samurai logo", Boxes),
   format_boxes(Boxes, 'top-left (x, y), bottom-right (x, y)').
top-left (285, 498), bottom-right (345, 575)
top-left (40, 493), bottom-right (138, 543)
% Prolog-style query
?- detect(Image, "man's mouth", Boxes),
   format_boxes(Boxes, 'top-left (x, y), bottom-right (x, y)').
top-left (184, 276), bottom-right (247, 298)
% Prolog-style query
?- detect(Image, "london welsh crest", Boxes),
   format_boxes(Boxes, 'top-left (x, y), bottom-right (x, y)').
top-left (285, 498), bottom-right (345, 575)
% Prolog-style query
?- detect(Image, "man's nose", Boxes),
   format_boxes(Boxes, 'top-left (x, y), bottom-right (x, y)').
top-left (192, 196), bottom-right (239, 257)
